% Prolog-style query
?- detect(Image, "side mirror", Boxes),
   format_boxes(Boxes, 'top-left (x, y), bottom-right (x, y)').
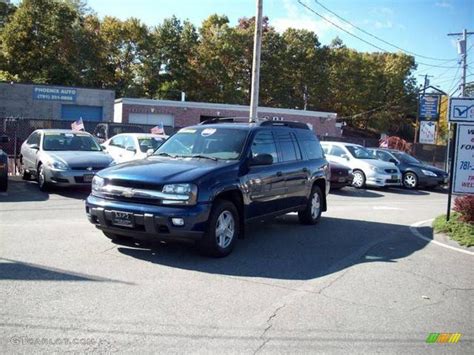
top-left (341, 154), bottom-right (350, 161)
top-left (126, 146), bottom-right (136, 153)
top-left (250, 153), bottom-right (273, 166)
top-left (389, 158), bottom-right (398, 164)
top-left (30, 144), bottom-right (39, 150)
top-left (146, 149), bottom-right (154, 157)
top-left (100, 144), bottom-right (106, 150)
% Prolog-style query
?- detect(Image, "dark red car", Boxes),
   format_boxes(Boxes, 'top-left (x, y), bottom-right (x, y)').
top-left (329, 161), bottom-right (353, 190)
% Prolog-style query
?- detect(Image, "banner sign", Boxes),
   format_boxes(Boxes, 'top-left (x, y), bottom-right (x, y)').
top-left (419, 95), bottom-right (440, 121)
top-left (448, 97), bottom-right (474, 123)
top-left (452, 124), bottom-right (474, 194)
top-left (33, 86), bottom-right (77, 102)
top-left (419, 121), bottom-right (437, 144)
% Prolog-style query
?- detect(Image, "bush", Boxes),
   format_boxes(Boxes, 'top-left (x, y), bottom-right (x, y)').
top-left (433, 213), bottom-right (474, 247)
top-left (453, 195), bottom-right (474, 224)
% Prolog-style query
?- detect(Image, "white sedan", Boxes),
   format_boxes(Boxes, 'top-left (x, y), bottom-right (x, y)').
top-left (101, 133), bottom-right (168, 163)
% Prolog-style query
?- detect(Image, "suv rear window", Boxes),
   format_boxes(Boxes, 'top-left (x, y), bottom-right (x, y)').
top-left (275, 131), bottom-right (301, 162)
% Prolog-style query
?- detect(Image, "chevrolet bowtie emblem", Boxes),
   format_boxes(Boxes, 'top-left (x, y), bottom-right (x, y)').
top-left (122, 189), bottom-right (135, 198)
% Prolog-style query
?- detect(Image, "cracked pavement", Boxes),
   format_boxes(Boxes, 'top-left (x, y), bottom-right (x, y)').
top-left (0, 178), bottom-right (472, 353)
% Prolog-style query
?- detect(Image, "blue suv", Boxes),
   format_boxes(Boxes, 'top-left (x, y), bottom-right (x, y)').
top-left (86, 119), bottom-right (329, 257)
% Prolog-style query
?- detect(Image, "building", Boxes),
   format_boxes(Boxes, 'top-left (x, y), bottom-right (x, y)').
top-left (114, 98), bottom-right (340, 136)
top-left (0, 82), bottom-right (115, 122)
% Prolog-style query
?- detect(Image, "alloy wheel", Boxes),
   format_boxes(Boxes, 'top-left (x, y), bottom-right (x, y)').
top-left (311, 192), bottom-right (321, 219)
top-left (215, 210), bottom-right (235, 249)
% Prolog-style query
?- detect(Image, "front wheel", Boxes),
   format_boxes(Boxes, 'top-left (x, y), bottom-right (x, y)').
top-left (299, 185), bottom-right (323, 225)
top-left (403, 172), bottom-right (418, 189)
top-left (198, 200), bottom-right (239, 257)
top-left (352, 170), bottom-right (366, 188)
top-left (37, 164), bottom-right (49, 191)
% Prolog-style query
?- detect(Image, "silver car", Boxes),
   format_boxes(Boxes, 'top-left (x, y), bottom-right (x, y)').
top-left (20, 129), bottom-right (114, 191)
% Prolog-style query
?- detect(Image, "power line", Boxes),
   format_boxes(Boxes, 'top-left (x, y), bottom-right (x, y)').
top-left (297, 0), bottom-right (460, 69)
top-left (312, 0), bottom-right (457, 62)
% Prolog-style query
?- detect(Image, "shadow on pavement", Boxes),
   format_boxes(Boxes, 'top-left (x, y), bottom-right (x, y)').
top-left (115, 215), bottom-right (432, 281)
top-left (0, 177), bottom-right (90, 202)
top-left (330, 187), bottom-right (384, 198)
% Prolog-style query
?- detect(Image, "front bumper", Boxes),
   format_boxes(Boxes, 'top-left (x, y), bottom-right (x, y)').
top-left (366, 172), bottom-right (402, 187)
top-left (45, 168), bottom-right (102, 186)
top-left (330, 174), bottom-right (353, 188)
top-left (85, 195), bottom-right (211, 242)
top-left (418, 175), bottom-right (448, 187)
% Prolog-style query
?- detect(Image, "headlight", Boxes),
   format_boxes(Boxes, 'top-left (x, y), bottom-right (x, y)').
top-left (421, 169), bottom-right (437, 177)
top-left (47, 160), bottom-right (68, 170)
top-left (162, 184), bottom-right (197, 205)
top-left (92, 175), bottom-right (105, 192)
top-left (163, 184), bottom-right (193, 194)
top-left (369, 166), bottom-right (384, 174)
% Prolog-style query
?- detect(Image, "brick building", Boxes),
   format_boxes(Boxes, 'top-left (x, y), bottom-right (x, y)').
top-left (114, 98), bottom-right (340, 136)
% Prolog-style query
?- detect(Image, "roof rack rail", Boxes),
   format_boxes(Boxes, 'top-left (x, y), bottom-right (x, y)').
top-left (259, 120), bottom-right (310, 130)
top-left (199, 117), bottom-right (255, 125)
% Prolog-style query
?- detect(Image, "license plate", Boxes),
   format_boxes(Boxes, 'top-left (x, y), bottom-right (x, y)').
top-left (391, 175), bottom-right (398, 180)
top-left (111, 211), bottom-right (134, 227)
top-left (83, 173), bottom-right (95, 182)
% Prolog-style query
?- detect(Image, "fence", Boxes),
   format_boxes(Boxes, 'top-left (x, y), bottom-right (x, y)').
top-left (0, 117), bottom-right (178, 174)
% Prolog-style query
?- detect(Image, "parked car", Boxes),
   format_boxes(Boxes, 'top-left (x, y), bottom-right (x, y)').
top-left (101, 133), bottom-right (168, 163)
top-left (20, 129), bottom-right (114, 191)
top-left (0, 134), bottom-right (9, 192)
top-left (93, 123), bottom-right (146, 143)
top-left (321, 142), bottom-right (401, 188)
top-left (367, 148), bottom-right (449, 189)
top-left (86, 119), bottom-right (330, 257)
top-left (329, 161), bottom-right (353, 190)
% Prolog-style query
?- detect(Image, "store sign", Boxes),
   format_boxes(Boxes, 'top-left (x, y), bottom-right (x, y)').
top-left (419, 95), bottom-right (440, 121)
top-left (452, 124), bottom-right (474, 194)
top-left (448, 97), bottom-right (474, 123)
top-left (419, 121), bottom-right (437, 144)
top-left (33, 86), bottom-right (77, 102)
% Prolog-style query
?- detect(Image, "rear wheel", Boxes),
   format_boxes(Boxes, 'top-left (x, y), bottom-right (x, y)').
top-left (352, 170), bottom-right (366, 188)
top-left (198, 200), bottom-right (239, 257)
top-left (299, 185), bottom-right (323, 225)
top-left (403, 172), bottom-right (418, 189)
top-left (22, 170), bottom-right (32, 180)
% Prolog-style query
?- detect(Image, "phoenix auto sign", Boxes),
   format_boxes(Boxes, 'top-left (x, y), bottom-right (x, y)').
top-left (33, 86), bottom-right (77, 102)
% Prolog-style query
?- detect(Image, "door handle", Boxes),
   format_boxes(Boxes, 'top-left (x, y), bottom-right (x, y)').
top-left (276, 171), bottom-right (283, 177)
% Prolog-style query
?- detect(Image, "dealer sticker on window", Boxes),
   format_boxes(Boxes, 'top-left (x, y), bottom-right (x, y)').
top-left (201, 128), bottom-right (216, 137)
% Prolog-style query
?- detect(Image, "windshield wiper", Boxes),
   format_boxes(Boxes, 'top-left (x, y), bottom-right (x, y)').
top-left (154, 152), bottom-right (176, 158)
top-left (190, 154), bottom-right (218, 161)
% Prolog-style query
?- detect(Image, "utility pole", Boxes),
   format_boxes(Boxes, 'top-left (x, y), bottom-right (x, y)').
top-left (419, 74), bottom-right (433, 95)
top-left (445, 29), bottom-right (473, 220)
top-left (249, 0), bottom-right (263, 122)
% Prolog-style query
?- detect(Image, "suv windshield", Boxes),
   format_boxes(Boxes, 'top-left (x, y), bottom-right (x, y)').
top-left (43, 132), bottom-right (101, 151)
top-left (155, 127), bottom-right (248, 160)
top-left (392, 152), bottom-right (420, 164)
top-left (346, 145), bottom-right (375, 159)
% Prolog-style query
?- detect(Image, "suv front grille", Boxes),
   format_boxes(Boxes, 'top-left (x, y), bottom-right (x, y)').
top-left (106, 179), bottom-right (163, 191)
top-left (71, 166), bottom-right (107, 171)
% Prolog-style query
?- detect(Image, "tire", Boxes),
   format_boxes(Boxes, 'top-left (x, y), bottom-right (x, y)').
top-left (299, 185), bottom-right (323, 225)
top-left (403, 172), bottom-right (418, 189)
top-left (22, 169), bottom-right (32, 180)
top-left (198, 200), bottom-right (239, 257)
top-left (352, 170), bottom-right (366, 188)
top-left (37, 164), bottom-right (49, 192)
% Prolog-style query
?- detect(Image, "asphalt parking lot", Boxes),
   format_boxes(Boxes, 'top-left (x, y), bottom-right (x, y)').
top-left (1, 178), bottom-right (473, 353)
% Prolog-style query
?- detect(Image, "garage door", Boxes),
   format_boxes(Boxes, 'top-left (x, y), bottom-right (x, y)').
top-left (129, 113), bottom-right (174, 127)
top-left (61, 105), bottom-right (103, 122)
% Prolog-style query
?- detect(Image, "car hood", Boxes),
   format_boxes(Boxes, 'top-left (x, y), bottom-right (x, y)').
top-left (45, 151), bottom-right (113, 168)
top-left (359, 158), bottom-right (397, 170)
top-left (409, 163), bottom-right (447, 175)
top-left (98, 157), bottom-right (233, 184)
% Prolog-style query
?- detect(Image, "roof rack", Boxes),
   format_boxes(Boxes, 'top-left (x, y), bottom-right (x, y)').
top-left (199, 117), bottom-right (254, 125)
top-left (259, 120), bottom-right (310, 130)
top-left (199, 117), bottom-right (310, 130)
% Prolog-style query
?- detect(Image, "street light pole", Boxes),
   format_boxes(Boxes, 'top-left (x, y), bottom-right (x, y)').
top-left (249, 0), bottom-right (263, 122)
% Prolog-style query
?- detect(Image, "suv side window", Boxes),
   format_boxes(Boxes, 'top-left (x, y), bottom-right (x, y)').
top-left (26, 132), bottom-right (40, 146)
top-left (296, 131), bottom-right (323, 160)
top-left (250, 131), bottom-right (278, 163)
top-left (275, 131), bottom-right (301, 162)
top-left (330, 145), bottom-right (346, 157)
top-left (110, 135), bottom-right (125, 148)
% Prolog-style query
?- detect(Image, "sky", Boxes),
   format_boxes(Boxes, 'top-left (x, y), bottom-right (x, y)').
top-left (15, 0), bottom-right (474, 94)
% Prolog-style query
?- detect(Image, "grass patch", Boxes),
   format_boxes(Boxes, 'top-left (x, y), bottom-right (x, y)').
top-left (433, 213), bottom-right (474, 247)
